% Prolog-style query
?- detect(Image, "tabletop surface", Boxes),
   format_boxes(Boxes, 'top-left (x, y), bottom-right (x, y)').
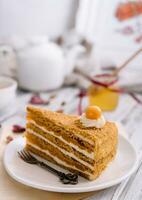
top-left (0, 87), bottom-right (142, 200)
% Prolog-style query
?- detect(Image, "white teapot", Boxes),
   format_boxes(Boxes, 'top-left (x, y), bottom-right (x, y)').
top-left (8, 36), bottom-right (85, 91)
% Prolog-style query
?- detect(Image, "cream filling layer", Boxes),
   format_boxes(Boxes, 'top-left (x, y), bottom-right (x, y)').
top-left (28, 119), bottom-right (94, 145)
top-left (27, 141), bottom-right (95, 179)
top-left (27, 129), bottom-right (94, 170)
top-left (28, 120), bottom-right (94, 159)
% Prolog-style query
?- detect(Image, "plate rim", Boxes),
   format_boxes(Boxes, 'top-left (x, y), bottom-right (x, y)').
top-left (3, 134), bottom-right (138, 193)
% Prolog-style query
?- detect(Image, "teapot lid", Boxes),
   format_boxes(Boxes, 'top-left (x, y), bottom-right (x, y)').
top-left (7, 35), bottom-right (49, 51)
top-left (27, 36), bottom-right (49, 46)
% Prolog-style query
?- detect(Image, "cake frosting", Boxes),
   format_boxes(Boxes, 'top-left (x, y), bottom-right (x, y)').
top-left (80, 105), bottom-right (106, 128)
top-left (80, 113), bottom-right (106, 128)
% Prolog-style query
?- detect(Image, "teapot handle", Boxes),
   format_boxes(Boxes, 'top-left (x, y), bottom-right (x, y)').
top-left (0, 44), bottom-right (17, 78)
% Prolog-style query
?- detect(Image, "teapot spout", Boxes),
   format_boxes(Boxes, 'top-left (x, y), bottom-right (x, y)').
top-left (65, 44), bottom-right (86, 75)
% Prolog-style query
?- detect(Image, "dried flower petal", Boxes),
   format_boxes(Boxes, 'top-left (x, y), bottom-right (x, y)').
top-left (135, 35), bottom-right (142, 43)
top-left (56, 109), bottom-right (64, 113)
top-left (6, 136), bottom-right (13, 144)
top-left (61, 101), bottom-right (66, 106)
top-left (12, 125), bottom-right (25, 133)
top-left (77, 89), bottom-right (87, 98)
top-left (116, 26), bottom-right (134, 35)
top-left (29, 95), bottom-right (49, 105)
top-left (49, 94), bottom-right (56, 99)
top-left (77, 89), bottom-right (87, 115)
top-left (122, 26), bottom-right (134, 35)
top-left (115, 2), bottom-right (142, 21)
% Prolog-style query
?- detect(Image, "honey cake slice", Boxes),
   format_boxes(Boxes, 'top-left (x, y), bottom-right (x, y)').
top-left (25, 106), bottom-right (118, 180)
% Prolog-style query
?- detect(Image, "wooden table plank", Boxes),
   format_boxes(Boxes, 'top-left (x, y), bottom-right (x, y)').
top-left (1, 87), bottom-right (142, 200)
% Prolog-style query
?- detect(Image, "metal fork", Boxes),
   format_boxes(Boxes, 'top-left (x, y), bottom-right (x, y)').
top-left (18, 150), bottom-right (78, 184)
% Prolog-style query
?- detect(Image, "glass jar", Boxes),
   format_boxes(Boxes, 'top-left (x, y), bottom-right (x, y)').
top-left (88, 74), bottom-right (119, 111)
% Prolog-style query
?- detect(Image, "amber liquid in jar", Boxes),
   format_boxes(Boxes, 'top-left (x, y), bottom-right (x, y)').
top-left (88, 84), bottom-right (119, 111)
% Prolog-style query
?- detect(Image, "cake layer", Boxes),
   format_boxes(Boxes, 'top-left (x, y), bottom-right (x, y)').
top-left (27, 117), bottom-right (94, 152)
top-left (26, 130), bottom-right (94, 166)
top-left (27, 106), bottom-right (118, 160)
top-left (27, 106), bottom-right (95, 148)
top-left (26, 121), bottom-right (94, 161)
top-left (26, 119), bottom-right (117, 161)
top-left (25, 133), bottom-right (94, 173)
top-left (26, 143), bottom-right (116, 180)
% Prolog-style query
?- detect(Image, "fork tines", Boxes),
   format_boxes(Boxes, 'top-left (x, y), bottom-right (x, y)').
top-left (18, 150), bottom-right (37, 164)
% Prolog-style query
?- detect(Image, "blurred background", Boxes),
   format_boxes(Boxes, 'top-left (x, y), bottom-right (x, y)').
top-left (0, 0), bottom-right (142, 114)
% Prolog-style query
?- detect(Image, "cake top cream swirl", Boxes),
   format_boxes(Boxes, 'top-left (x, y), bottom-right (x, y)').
top-left (80, 106), bottom-right (106, 128)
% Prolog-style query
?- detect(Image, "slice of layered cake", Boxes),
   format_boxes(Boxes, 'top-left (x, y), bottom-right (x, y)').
top-left (25, 105), bottom-right (118, 180)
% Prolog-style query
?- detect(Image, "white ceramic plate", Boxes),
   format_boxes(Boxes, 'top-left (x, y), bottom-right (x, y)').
top-left (3, 134), bottom-right (138, 193)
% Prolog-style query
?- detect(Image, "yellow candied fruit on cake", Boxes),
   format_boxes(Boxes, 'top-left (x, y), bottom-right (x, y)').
top-left (85, 106), bottom-right (102, 120)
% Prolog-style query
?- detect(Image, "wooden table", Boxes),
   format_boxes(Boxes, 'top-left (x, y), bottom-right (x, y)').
top-left (1, 87), bottom-right (142, 200)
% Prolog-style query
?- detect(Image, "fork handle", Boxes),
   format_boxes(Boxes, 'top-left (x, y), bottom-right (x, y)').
top-left (37, 161), bottom-right (63, 177)
top-left (37, 161), bottom-right (78, 184)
